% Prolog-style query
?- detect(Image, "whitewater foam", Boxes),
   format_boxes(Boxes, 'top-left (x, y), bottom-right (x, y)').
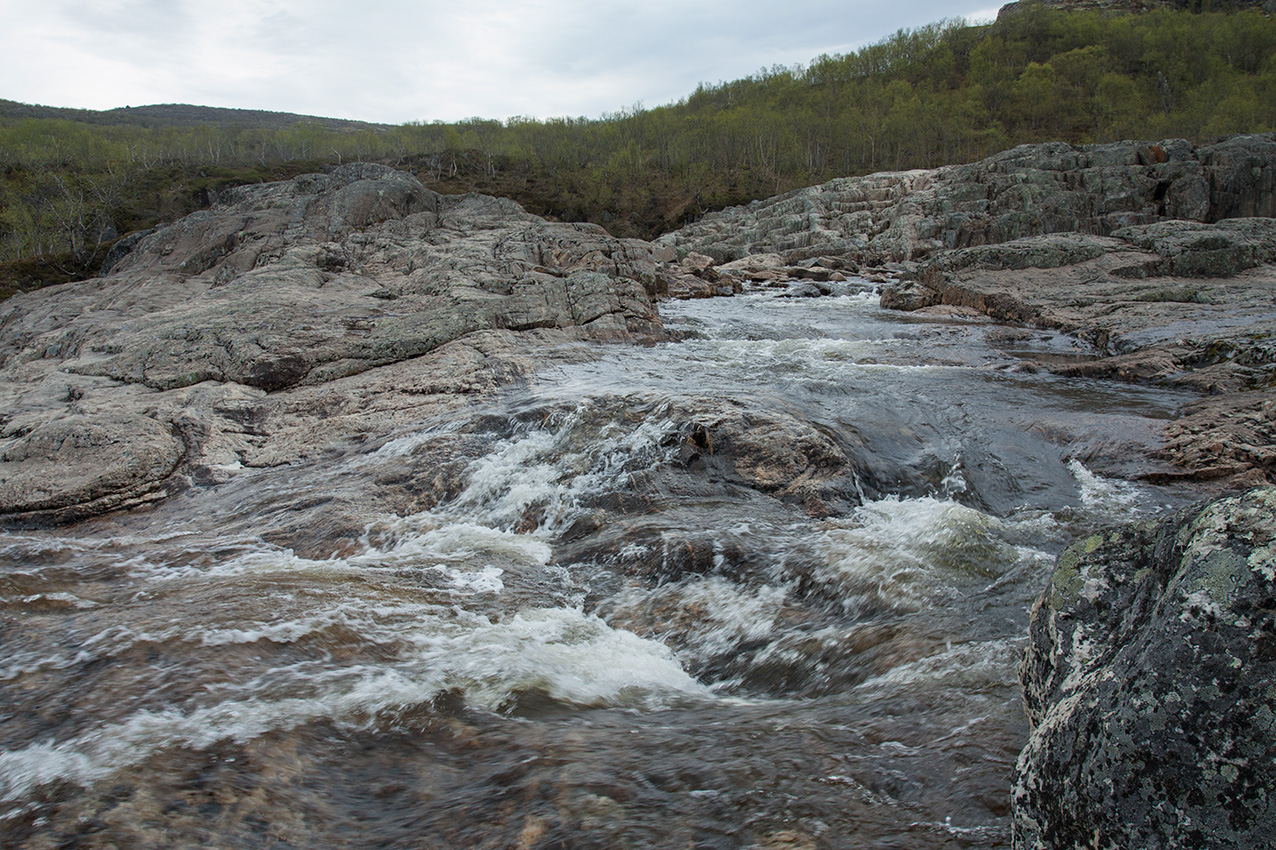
top-left (0, 606), bottom-right (712, 803)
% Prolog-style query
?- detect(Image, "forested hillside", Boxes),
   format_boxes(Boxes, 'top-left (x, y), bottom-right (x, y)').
top-left (2, 3), bottom-right (1274, 296)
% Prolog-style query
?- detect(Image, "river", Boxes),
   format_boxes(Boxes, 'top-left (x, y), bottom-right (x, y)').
top-left (0, 283), bottom-right (1201, 849)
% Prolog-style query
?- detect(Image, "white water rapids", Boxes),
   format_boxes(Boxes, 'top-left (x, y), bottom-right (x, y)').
top-left (0, 284), bottom-right (1200, 849)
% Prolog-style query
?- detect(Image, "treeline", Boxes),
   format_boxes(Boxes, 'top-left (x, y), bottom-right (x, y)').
top-left (2, 4), bottom-right (1275, 295)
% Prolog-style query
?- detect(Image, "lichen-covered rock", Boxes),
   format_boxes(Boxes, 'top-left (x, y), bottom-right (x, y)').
top-left (1112, 218), bottom-right (1276, 278)
top-left (1012, 486), bottom-right (1276, 849)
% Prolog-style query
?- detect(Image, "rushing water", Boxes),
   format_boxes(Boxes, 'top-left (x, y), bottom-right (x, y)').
top-left (0, 284), bottom-right (1201, 849)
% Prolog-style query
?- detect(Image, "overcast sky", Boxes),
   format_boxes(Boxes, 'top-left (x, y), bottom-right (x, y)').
top-left (1, 1), bottom-right (1002, 125)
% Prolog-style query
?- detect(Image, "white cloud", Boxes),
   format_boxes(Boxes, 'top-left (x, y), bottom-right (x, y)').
top-left (0, 0), bottom-right (1006, 123)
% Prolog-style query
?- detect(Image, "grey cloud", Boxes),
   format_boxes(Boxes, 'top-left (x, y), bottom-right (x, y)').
top-left (3, 1), bottom-right (1003, 123)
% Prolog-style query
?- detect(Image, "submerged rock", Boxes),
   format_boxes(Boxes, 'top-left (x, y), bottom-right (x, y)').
top-left (1012, 486), bottom-right (1276, 849)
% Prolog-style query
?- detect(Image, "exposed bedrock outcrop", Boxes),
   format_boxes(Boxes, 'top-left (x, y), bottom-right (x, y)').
top-left (0, 164), bottom-right (665, 524)
top-left (1012, 485), bottom-right (1276, 850)
top-left (880, 221), bottom-right (1276, 387)
top-left (658, 134), bottom-right (1276, 265)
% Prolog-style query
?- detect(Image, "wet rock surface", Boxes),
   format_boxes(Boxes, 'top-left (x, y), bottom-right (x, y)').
top-left (0, 164), bottom-right (664, 524)
top-left (650, 138), bottom-right (1276, 850)
top-left (1013, 485), bottom-right (1276, 850)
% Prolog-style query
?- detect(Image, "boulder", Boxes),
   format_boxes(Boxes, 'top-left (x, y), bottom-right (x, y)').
top-left (0, 413), bottom-right (184, 521)
top-left (780, 281), bottom-right (833, 298)
top-left (877, 279), bottom-right (941, 311)
top-left (663, 251), bottom-right (743, 299)
top-left (1013, 486), bottom-right (1276, 850)
top-left (672, 398), bottom-right (855, 508)
top-left (717, 252), bottom-right (789, 282)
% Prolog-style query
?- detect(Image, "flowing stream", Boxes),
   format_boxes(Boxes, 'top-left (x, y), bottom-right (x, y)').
top-left (0, 284), bottom-right (1201, 849)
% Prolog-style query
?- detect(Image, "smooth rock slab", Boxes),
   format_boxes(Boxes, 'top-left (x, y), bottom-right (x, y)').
top-left (1013, 486), bottom-right (1276, 849)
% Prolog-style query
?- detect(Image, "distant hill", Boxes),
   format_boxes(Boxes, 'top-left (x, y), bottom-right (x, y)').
top-left (0, 99), bottom-right (387, 132)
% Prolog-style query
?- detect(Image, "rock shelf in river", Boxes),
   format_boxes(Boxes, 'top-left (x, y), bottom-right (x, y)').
top-left (880, 223), bottom-right (1276, 485)
top-left (662, 133), bottom-right (1276, 489)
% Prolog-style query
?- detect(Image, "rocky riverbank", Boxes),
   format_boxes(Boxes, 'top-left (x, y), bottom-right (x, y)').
top-left (2, 137), bottom-right (1274, 849)
top-left (661, 133), bottom-right (1276, 489)
top-left (6, 137), bottom-right (1273, 525)
top-left (0, 164), bottom-right (665, 525)
top-left (658, 134), bottom-right (1276, 266)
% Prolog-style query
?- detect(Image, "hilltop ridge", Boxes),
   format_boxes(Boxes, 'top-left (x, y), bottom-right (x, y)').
top-left (0, 98), bottom-right (385, 131)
